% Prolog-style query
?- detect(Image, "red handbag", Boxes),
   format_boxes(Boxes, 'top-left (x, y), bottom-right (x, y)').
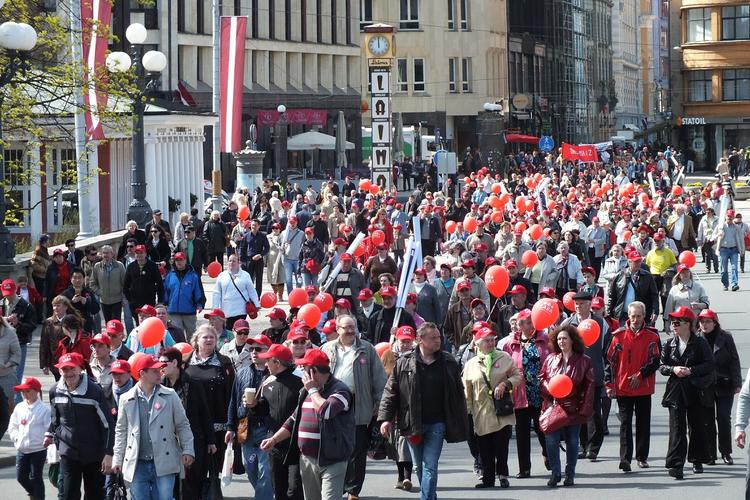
top-left (245, 302), bottom-right (258, 319)
top-left (539, 402), bottom-right (569, 434)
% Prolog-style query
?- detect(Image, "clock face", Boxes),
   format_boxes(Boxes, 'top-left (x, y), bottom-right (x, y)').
top-left (368, 35), bottom-right (390, 56)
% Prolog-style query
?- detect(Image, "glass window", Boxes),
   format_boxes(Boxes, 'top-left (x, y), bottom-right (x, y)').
top-left (722, 5), bottom-right (750, 40)
top-left (400, 0), bottom-right (420, 30)
top-left (459, 0), bottom-right (469, 30)
top-left (269, 0), bottom-right (276, 39)
top-left (461, 58), bottom-right (471, 92)
top-left (397, 59), bottom-right (408, 92)
top-left (130, 0), bottom-right (158, 29)
top-left (448, 0), bottom-right (455, 29)
top-left (331, 0), bottom-right (337, 44)
top-left (360, 0), bottom-right (373, 31)
top-left (723, 69), bottom-right (750, 101)
top-left (687, 8), bottom-right (712, 42)
top-left (688, 70), bottom-right (712, 102)
top-left (413, 58), bottom-right (425, 92)
top-left (448, 58), bottom-right (457, 92)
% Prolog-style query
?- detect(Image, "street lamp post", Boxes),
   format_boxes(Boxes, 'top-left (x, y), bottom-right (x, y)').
top-left (106, 23), bottom-right (167, 228)
top-left (274, 104), bottom-right (288, 184)
top-left (0, 20), bottom-right (38, 265)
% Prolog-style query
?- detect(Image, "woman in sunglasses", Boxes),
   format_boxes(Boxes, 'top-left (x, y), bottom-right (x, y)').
top-left (659, 306), bottom-right (714, 480)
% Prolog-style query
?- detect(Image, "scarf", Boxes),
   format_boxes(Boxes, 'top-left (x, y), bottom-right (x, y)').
top-left (55, 263), bottom-right (70, 295)
top-left (478, 349), bottom-right (499, 381)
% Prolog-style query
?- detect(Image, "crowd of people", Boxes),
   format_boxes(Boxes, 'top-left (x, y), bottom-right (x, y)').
top-left (2, 142), bottom-right (749, 500)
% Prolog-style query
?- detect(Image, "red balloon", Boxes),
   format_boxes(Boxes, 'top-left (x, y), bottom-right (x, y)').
top-left (138, 317), bottom-right (165, 348)
top-left (672, 185), bottom-right (683, 196)
top-left (260, 291), bottom-right (278, 309)
top-left (491, 210), bottom-right (503, 223)
top-left (623, 230), bottom-right (632, 241)
top-left (498, 192), bottom-right (511, 206)
top-left (298, 303), bottom-right (322, 328)
top-left (313, 292), bottom-right (334, 312)
top-left (375, 342), bottom-right (391, 357)
top-left (489, 195), bottom-right (503, 209)
top-left (207, 261), bottom-right (222, 278)
top-left (463, 176), bottom-right (471, 184)
top-left (679, 250), bottom-right (697, 268)
top-left (521, 250), bottom-right (538, 268)
top-left (359, 179), bottom-right (372, 191)
top-left (579, 319), bottom-right (601, 347)
top-left (238, 205), bottom-right (251, 221)
top-left (515, 196), bottom-right (527, 215)
top-left (531, 298), bottom-right (559, 330)
top-left (371, 230), bottom-right (386, 245)
top-left (491, 183), bottom-right (502, 194)
top-left (127, 352), bottom-right (149, 380)
top-left (464, 216), bottom-right (478, 233)
top-left (515, 221), bottom-right (527, 233)
top-left (485, 265), bottom-right (510, 298)
top-left (547, 200), bottom-right (557, 211)
top-left (174, 342), bottom-right (193, 356)
top-left (548, 374), bottom-right (573, 399)
top-left (602, 182), bottom-right (612, 192)
top-left (525, 198), bottom-right (536, 213)
top-left (446, 220), bottom-right (457, 234)
top-left (369, 184), bottom-right (380, 195)
top-left (529, 224), bottom-right (543, 240)
top-left (288, 288), bottom-right (308, 308)
top-left (563, 291), bottom-right (576, 312)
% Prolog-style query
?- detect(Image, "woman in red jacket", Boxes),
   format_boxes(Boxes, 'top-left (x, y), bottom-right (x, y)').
top-left (54, 314), bottom-right (93, 376)
top-left (539, 325), bottom-right (594, 487)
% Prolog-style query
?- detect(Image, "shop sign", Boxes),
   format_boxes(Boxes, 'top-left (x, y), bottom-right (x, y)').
top-left (677, 116), bottom-right (706, 126)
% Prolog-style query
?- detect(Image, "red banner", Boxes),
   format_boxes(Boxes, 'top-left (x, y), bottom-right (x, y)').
top-left (561, 143), bottom-right (598, 162)
top-left (219, 16), bottom-right (248, 153)
top-left (256, 108), bottom-right (328, 127)
top-left (81, 0), bottom-right (112, 141)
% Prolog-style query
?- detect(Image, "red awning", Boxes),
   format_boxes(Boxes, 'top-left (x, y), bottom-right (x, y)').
top-left (505, 133), bottom-right (540, 144)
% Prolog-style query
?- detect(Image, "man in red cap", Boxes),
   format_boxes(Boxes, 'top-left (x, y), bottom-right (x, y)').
top-left (329, 252), bottom-right (366, 315)
top-left (123, 243), bottom-right (164, 325)
top-left (112, 355), bottom-right (195, 497)
top-left (449, 258), bottom-right (490, 310)
top-left (45, 352), bottom-right (115, 500)
top-left (499, 230), bottom-right (532, 273)
top-left (300, 227), bottom-right (326, 287)
top-left (106, 319), bottom-right (134, 361)
top-left (261, 349), bottom-right (354, 500)
top-left (606, 251), bottom-right (659, 325)
top-left (322, 315), bottom-right (387, 499)
top-left (280, 215), bottom-right (305, 294)
top-left (367, 285), bottom-right (416, 345)
top-left (364, 243), bottom-right (398, 293)
top-left (10, 376), bottom-right (50, 500)
top-left (240, 219), bottom-right (271, 299)
top-left (219, 319), bottom-right (254, 370)
top-left (583, 216), bottom-right (608, 280)
top-left (90, 333), bottom-right (116, 388)
top-left (261, 308), bottom-right (291, 344)
top-left (126, 305), bottom-right (178, 355)
top-left (163, 252), bottom-right (205, 339)
top-left (1, 278), bottom-right (36, 387)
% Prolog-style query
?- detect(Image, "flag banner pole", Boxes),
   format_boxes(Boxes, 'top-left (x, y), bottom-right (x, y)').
top-left (321, 232), bottom-right (367, 292)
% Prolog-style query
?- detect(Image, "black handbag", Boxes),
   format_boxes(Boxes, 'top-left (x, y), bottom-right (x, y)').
top-left (481, 370), bottom-right (514, 416)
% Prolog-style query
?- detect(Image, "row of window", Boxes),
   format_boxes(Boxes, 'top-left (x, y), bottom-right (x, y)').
top-left (360, 0), bottom-right (470, 31)
top-left (687, 5), bottom-right (750, 42)
top-left (687, 69), bottom-right (750, 102)
top-left (370, 57), bottom-right (473, 94)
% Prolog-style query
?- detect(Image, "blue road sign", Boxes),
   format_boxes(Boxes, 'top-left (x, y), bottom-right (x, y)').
top-left (539, 135), bottom-right (554, 152)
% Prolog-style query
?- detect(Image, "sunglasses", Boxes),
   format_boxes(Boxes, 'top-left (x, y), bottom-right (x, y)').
top-left (126, 245), bottom-right (135, 248)
top-left (158, 359), bottom-right (170, 363)
top-left (248, 346), bottom-right (265, 352)
top-left (670, 319), bottom-right (687, 325)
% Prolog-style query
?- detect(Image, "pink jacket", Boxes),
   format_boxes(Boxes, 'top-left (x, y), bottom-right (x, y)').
top-left (503, 331), bottom-right (551, 409)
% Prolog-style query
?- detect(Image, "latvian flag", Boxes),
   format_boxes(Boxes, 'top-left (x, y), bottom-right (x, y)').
top-left (219, 16), bottom-right (248, 153)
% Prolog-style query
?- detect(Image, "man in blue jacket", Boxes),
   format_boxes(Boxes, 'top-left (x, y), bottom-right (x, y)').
top-left (163, 252), bottom-right (205, 338)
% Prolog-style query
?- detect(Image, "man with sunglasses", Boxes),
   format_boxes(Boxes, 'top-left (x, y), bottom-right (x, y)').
top-left (175, 226), bottom-right (209, 277)
top-left (220, 319), bottom-right (253, 370)
top-left (225, 334), bottom-right (274, 500)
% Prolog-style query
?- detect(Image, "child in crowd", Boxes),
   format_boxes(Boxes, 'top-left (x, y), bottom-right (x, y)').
top-left (9, 377), bottom-right (51, 500)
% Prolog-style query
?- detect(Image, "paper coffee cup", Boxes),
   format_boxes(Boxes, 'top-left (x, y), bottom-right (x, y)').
top-left (244, 387), bottom-right (257, 404)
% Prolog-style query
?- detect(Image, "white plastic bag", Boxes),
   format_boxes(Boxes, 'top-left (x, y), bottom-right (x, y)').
top-left (46, 443), bottom-right (59, 464)
top-left (220, 442), bottom-right (233, 487)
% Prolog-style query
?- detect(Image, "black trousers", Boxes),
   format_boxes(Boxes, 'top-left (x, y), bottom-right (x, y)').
top-left (602, 396), bottom-right (612, 432)
top-left (703, 242), bottom-right (719, 272)
top-left (467, 415), bottom-right (481, 467)
top-left (587, 249), bottom-right (603, 280)
top-left (344, 424), bottom-right (370, 495)
top-left (100, 302), bottom-right (122, 323)
top-left (59, 456), bottom-right (104, 500)
top-left (0, 387), bottom-right (8, 441)
top-left (580, 387), bottom-right (605, 456)
top-left (666, 404), bottom-right (710, 469)
top-left (181, 439), bottom-right (208, 500)
top-left (17, 449), bottom-right (46, 499)
top-left (514, 405), bottom-right (547, 474)
top-left (245, 259), bottom-right (265, 298)
top-left (421, 239), bottom-right (436, 257)
top-left (269, 452), bottom-right (303, 500)
top-left (208, 252), bottom-right (224, 270)
top-left (617, 395), bottom-right (652, 463)
top-left (709, 394), bottom-right (735, 459)
top-left (477, 426), bottom-right (512, 485)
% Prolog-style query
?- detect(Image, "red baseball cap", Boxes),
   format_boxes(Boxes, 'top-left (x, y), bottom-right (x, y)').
top-left (1, 279), bottom-right (16, 297)
top-left (233, 319), bottom-right (250, 332)
top-left (258, 344), bottom-right (293, 363)
top-left (474, 326), bottom-right (496, 341)
top-left (668, 305), bottom-right (695, 323)
top-left (173, 252), bottom-right (187, 260)
top-left (407, 293), bottom-right (418, 304)
top-left (539, 286), bottom-right (556, 298)
top-left (110, 360), bottom-right (131, 374)
top-left (457, 281), bottom-right (472, 292)
top-left (247, 334), bottom-right (273, 347)
top-left (55, 352), bottom-right (85, 370)
top-left (396, 326), bottom-right (416, 340)
top-left (591, 297), bottom-right (605, 310)
top-left (14, 376), bottom-right (42, 393)
top-left (53, 248), bottom-right (65, 256)
top-left (90, 333), bottom-right (112, 347)
top-left (267, 307), bottom-right (287, 320)
top-left (106, 319), bottom-right (125, 334)
top-left (627, 251), bottom-right (643, 262)
top-left (305, 285), bottom-right (319, 294)
top-left (509, 284), bottom-right (528, 295)
top-left (413, 268), bottom-right (427, 276)
top-left (471, 321), bottom-right (490, 332)
top-left (504, 259), bottom-right (518, 268)
top-left (470, 298), bottom-right (485, 309)
top-left (334, 238), bottom-right (348, 246)
top-left (516, 309), bottom-right (532, 321)
top-left (294, 348), bottom-right (330, 367)
top-left (335, 298), bottom-right (352, 309)
top-left (321, 319), bottom-right (337, 334)
top-left (697, 308), bottom-right (718, 321)
top-left (676, 263), bottom-right (690, 273)
top-left (340, 253), bottom-right (353, 261)
top-left (133, 355), bottom-right (166, 373)
top-left (380, 285), bottom-right (397, 297)
top-left (357, 288), bottom-right (374, 300)
top-left (287, 329), bottom-right (309, 342)
top-left (134, 244), bottom-right (147, 254)
top-left (204, 308), bottom-right (226, 319)
top-left (304, 227), bottom-right (314, 235)
top-left (136, 304), bottom-right (158, 317)
top-left (461, 259), bottom-right (476, 268)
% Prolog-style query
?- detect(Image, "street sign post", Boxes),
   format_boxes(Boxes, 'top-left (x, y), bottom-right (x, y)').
top-left (539, 135), bottom-right (555, 153)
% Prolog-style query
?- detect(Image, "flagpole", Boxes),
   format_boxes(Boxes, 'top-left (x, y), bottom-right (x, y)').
top-left (211, 0), bottom-right (222, 212)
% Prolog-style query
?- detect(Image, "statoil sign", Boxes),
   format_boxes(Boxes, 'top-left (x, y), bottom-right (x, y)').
top-left (676, 116), bottom-right (706, 126)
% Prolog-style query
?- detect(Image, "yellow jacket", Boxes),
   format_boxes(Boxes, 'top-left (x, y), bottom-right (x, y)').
top-left (462, 349), bottom-right (523, 436)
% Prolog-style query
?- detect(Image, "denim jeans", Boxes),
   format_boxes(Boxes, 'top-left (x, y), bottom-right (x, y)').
top-left (545, 424), bottom-right (580, 479)
top-left (122, 298), bottom-right (135, 333)
top-left (16, 450), bottom-right (45, 499)
top-left (301, 271), bottom-right (318, 287)
top-left (14, 343), bottom-right (27, 403)
top-left (127, 460), bottom-right (176, 500)
top-left (407, 422), bottom-right (445, 500)
top-left (283, 258), bottom-right (299, 294)
top-left (242, 426), bottom-right (273, 500)
top-left (720, 247), bottom-right (739, 288)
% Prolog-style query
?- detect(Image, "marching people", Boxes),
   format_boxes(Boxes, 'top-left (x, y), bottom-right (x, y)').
top-left (123, 245), bottom-right (164, 325)
top-left (10, 376), bottom-right (51, 500)
top-left (1, 279), bottom-right (36, 386)
top-left (90, 245), bottom-right (127, 323)
top-left (163, 252), bottom-right (205, 337)
top-left (213, 253), bottom-right (261, 329)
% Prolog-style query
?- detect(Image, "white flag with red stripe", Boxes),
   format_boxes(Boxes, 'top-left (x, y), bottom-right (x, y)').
top-left (219, 16), bottom-right (247, 153)
top-left (81, 0), bottom-right (111, 141)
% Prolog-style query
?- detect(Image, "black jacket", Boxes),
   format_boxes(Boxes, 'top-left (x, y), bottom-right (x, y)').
top-left (239, 230), bottom-right (270, 264)
top-left (2, 297), bottom-right (36, 344)
top-left (251, 368), bottom-right (304, 458)
top-left (123, 260), bottom-right (165, 309)
top-left (61, 286), bottom-right (101, 334)
top-left (44, 261), bottom-right (76, 302)
top-left (367, 307), bottom-right (415, 345)
top-left (162, 370), bottom-right (216, 445)
top-left (606, 268), bottom-right (660, 321)
top-left (117, 230), bottom-right (146, 260)
top-left (64, 249), bottom-right (85, 267)
top-left (378, 349), bottom-right (468, 443)
top-left (659, 333), bottom-right (715, 408)
top-left (202, 219), bottom-right (228, 253)
top-left (47, 375), bottom-right (115, 464)
top-left (707, 329), bottom-right (742, 397)
top-left (114, 343), bottom-right (134, 361)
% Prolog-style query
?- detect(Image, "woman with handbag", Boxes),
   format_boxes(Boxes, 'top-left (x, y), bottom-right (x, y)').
top-left (539, 325), bottom-right (594, 487)
top-left (463, 327), bottom-right (523, 489)
top-left (697, 308), bottom-right (742, 465)
top-left (660, 306), bottom-right (714, 480)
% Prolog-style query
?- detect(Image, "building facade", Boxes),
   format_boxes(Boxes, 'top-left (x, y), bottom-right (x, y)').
top-left (673, 0), bottom-right (750, 169)
top-left (639, 0), bottom-right (672, 142)
top-left (612, 0), bottom-right (643, 131)
top-left (359, 0), bottom-right (508, 155)
top-left (590, 0), bottom-right (616, 142)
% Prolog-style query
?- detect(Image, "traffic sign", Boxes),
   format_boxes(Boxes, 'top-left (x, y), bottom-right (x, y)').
top-left (539, 135), bottom-right (555, 152)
